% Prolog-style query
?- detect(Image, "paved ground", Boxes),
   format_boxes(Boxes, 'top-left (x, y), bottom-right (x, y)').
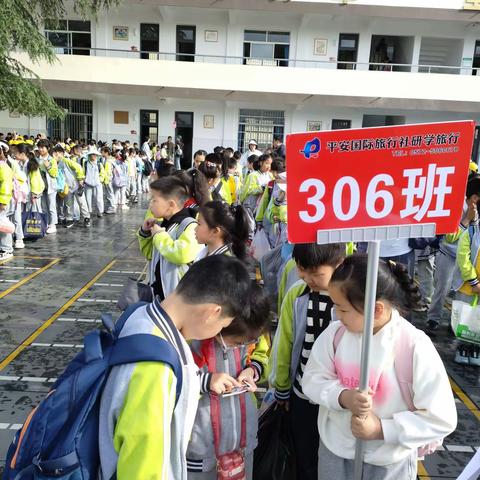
top-left (0, 198), bottom-right (478, 479)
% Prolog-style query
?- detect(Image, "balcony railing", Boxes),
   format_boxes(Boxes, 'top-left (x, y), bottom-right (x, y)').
top-left (47, 46), bottom-right (480, 75)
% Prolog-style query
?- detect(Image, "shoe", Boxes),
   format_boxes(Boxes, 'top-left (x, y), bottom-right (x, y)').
top-left (469, 345), bottom-right (480, 366)
top-left (97, 213), bottom-right (103, 218)
top-left (65, 220), bottom-right (75, 229)
top-left (121, 205), bottom-right (130, 210)
top-left (14, 240), bottom-right (25, 249)
top-left (46, 225), bottom-right (57, 234)
top-left (60, 219), bottom-right (67, 227)
top-left (454, 345), bottom-right (471, 365)
top-left (84, 218), bottom-right (91, 228)
top-left (426, 320), bottom-right (439, 332)
top-left (0, 251), bottom-right (13, 260)
top-left (132, 196), bottom-right (138, 204)
top-left (105, 210), bottom-right (116, 215)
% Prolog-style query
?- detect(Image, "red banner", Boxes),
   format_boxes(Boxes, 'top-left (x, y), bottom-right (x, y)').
top-left (286, 121), bottom-right (475, 243)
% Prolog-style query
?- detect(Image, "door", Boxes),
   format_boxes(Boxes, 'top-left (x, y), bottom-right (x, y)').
top-left (175, 111), bottom-right (193, 169)
top-left (473, 40), bottom-right (480, 76)
top-left (140, 24), bottom-right (159, 60)
top-left (337, 34), bottom-right (359, 70)
top-left (140, 110), bottom-right (159, 145)
top-left (176, 26), bottom-right (196, 62)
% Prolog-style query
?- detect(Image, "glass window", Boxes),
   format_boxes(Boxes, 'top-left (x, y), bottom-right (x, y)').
top-left (340, 38), bottom-right (357, 49)
top-left (267, 32), bottom-right (290, 43)
top-left (68, 20), bottom-right (90, 32)
top-left (47, 32), bottom-right (69, 48)
top-left (45, 19), bottom-right (67, 30)
top-left (244, 30), bottom-right (267, 42)
top-left (251, 43), bottom-right (274, 58)
top-left (177, 26), bottom-right (195, 42)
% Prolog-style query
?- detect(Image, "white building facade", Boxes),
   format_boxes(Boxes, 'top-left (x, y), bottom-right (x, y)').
top-left (3, 0), bottom-right (480, 164)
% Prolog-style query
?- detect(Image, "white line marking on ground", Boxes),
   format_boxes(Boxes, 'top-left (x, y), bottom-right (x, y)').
top-left (0, 375), bottom-right (57, 383)
top-left (77, 298), bottom-right (116, 303)
top-left (57, 317), bottom-right (101, 323)
top-left (0, 266), bottom-right (39, 271)
top-left (108, 270), bottom-right (142, 274)
top-left (94, 283), bottom-right (124, 287)
top-left (0, 279), bottom-right (20, 283)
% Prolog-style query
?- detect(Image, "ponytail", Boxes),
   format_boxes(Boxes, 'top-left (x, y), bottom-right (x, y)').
top-left (199, 201), bottom-right (250, 261)
top-left (26, 152), bottom-right (39, 173)
top-left (174, 168), bottom-right (209, 206)
top-left (330, 254), bottom-right (423, 314)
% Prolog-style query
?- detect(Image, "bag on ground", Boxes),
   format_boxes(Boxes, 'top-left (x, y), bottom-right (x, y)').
top-left (451, 295), bottom-right (480, 344)
top-left (2, 302), bottom-right (183, 480)
top-left (253, 405), bottom-right (296, 480)
top-left (21, 203), bottom-right (47, 239)
top-left (250, 228), bottom-right (271, 261)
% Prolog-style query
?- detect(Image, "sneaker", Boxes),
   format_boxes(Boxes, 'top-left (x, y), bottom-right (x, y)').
top-left (97, 213), bottom-right (103, 218)
top-left (84, 218), bottom-right (91, 228)
top-left (425, 320), bottom-right (439, 332)
top-left (65, 220), bottom-right (75, 229)
top-left (0, 251), bottom-right (13, 260)
top-left (132, 196), bottom-right (138, 204)
top-left (14, 240), bottom-right (25, 249)
top-left (121, 204), bottom-right (130, 210)
top-left (454, 345), bottom-right (471, 365)
top-left (105, 210), bottom-right (116, 215)
top-left (46, 225), bottom-right (57, 234)
top-left (60, 219), bottom-right (67, 227)
top-left (469, 345), bottom-right (480, 367)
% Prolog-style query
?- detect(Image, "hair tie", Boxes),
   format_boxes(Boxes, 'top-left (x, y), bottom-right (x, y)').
top-left (191, 169), bottom-right (196, 177)
top-left (206, 161), bottom-right (217, 168)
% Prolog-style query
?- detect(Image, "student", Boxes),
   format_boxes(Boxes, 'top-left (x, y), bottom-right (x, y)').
top-left (174, 169), bottom-right (210, 215)
top-left (227, 157), bottom-right (242, 205)
top-left (452, 203), bottom-right (480, 365)
top-left (100, 147), bottom-right (116, 214)
top-left (272, 135), bottom-right (286, 159)
top-left (240, 154), bottom-right (273, 217)
top-left (52, 145), bottom-right (90, 228)
top-left (136, 151), bottom-right (144, 197)
top-left (269, 243), bottom-right (346, 480)
top-left (37, 139), bottom-right (59, 234)
top-left (302, 254), bottom-right (457, 480)
top-left (17, 146), bottom-right (44, 216)
top-left (0, 145), bottom-right (14, 259)
top-left (198, 154), bottom-right (232, 204)
top-left (83, 149), bottom-right (105, 218)
top-left (193, 149), bottom-right (207, 169)
top-left (112, 152), bottom-right (129, 210)
top-left (256, 159), bottom-right (286, 248)
top-left (186, 283), bottom-right (270, 479)
top-left (194, 201), bottom-right (250, 261)
top-left (427, 176), bottom-right (480, 331)
top-left (126, 148), bottom-right (138, 203)
top-left (138, 177), bottom-right (202, 301)
top-left (239, 140), bottom-right (262, 174)
top-left (99, 255), bottom-right (257, 480)
top-left (5, 144), bottom-right (27, 249)
top-left (141, 152), bottom-right (153, 194)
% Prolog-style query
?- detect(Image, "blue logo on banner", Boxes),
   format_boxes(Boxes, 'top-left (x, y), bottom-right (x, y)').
top-left (301, 138), bottom-right (321, 159)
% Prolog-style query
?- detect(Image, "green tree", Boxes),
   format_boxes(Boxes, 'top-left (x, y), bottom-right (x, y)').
top-left (0, 0), bottom-right (118, 119)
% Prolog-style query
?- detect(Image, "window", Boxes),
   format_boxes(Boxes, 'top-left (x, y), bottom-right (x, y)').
top-left (331, 119), bottom-right (352, 130)
top-left (337, 34), bottom-right (359, 70)
top-left (45, 19), bottom-right (91, 55)
top-left (243, 30), bottom-right (290, 67)
top-left (177, 26), bottom-right (196, 62)
top-left (47, 98), bottom-right (93, 141)
top-left (238, 109), bottom-right (285, 152)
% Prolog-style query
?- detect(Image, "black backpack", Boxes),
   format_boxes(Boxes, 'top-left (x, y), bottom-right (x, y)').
top-left (143, 159), bottom-right (153, 176)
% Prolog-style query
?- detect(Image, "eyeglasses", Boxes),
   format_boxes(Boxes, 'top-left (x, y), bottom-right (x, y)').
top-left (218, 333), bottom-right (259, 351)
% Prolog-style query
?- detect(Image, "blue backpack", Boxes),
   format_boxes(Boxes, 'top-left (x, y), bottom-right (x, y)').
top-left (2, 302), bottom-right (183, 480)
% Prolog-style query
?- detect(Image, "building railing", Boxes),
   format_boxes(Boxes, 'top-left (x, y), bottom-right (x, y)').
top-left (46, 46), bottom-right (480, 75)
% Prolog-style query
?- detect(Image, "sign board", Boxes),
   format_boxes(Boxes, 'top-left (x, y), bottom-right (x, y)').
top-left (286, 121), bottom-right (475, 244)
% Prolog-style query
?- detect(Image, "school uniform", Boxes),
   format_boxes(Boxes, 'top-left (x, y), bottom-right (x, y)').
top-left (0, 160), bottom-right (14, 254)
top-left (99, 298), bottom-right (200, 480)
top-left (240, 171), bottom-right (273, 218)
top-left (6, 158), bottom-right (27, 244)
top-left (83, 159), bottom-right (105, 215)
top-left (186, 336), bottom-right (269, 479)
top-left (269, 280), bottom-right (336, 480)
top-left (38, 154), bottom-right (58, 227)
top-left (102, 155), bottom-right (116, 213)
top-left (138, 208), bottom-right (202, 301)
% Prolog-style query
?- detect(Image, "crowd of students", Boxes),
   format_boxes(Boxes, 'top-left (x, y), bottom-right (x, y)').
top-left (2, 131), bottom-right (475, 480)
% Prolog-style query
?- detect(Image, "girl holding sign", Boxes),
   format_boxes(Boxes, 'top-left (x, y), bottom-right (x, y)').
top-left (302, 254), bottom-right (456, 480)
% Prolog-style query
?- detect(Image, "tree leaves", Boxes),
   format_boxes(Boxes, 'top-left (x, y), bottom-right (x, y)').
top-left (1, 0), bottom-right (119, 119)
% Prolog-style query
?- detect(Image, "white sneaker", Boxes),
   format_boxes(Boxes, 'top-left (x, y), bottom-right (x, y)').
top-left (46, 225), bottom-right (57, 234)
top-left (121, 205), bottom-right (130, 210)
top-left (0, 251), bottom-right (13, 260)
top-left (14, 240), bottom-right (25, 249)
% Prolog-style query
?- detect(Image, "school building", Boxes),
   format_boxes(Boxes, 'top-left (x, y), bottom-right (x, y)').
top-left (3, 0), bottom-right (480, 164)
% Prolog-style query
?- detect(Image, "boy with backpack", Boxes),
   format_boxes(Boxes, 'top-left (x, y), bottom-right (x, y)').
top-left (138, 176), bottom-right (202, 301)
top-left (0, 144), bottom-right (14, 259)
top-left (269, 242), bottom-right (346, 480)
top-left (4, 256), bottom-right (258, 480)
top-left (37, 139), bottom-right (59, 234)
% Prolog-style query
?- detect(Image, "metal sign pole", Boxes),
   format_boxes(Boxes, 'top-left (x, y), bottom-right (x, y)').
top-left (353, 240), bottom-right (381, 480)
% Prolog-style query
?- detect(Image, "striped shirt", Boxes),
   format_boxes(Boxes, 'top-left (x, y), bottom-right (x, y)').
top-left (293, 290), bottom-right (333, 398)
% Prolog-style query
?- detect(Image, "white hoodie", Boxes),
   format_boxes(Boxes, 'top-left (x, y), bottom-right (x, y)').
top-left (302, 311), bottom-right (457, 466)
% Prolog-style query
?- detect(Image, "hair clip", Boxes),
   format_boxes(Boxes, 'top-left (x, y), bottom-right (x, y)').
top-left (206, 161), bottom-right (217, 168)
top-left (388, 260), bottom-right (396, 269)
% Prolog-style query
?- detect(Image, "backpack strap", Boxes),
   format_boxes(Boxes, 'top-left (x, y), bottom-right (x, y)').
top-left (333, 324), bottom-right (346, 353)
top-left (109, 334), bottom-right (183, 405)
top-left (114, 301), bottom-right (149, 334)
top-left (393, 321), bottom-right (417, 411)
